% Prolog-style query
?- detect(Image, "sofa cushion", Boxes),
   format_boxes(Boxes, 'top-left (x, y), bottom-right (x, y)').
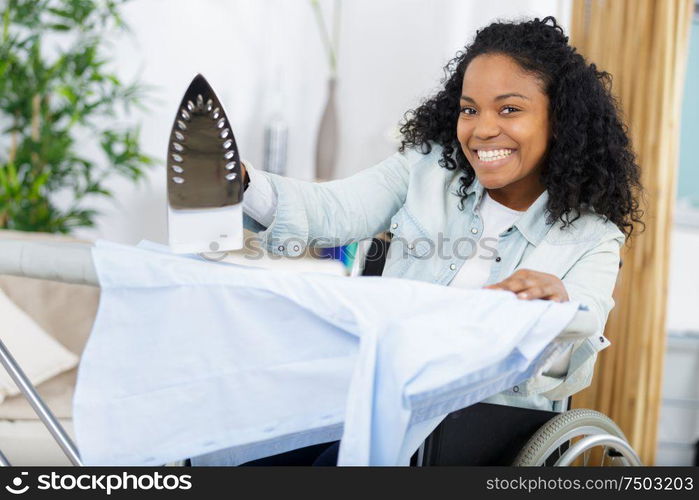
top-left (0, 288), bottom-right (78, 403)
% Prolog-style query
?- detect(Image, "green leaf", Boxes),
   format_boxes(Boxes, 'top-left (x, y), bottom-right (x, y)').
top-left (49, 23), bottom-right (72, 31)
top-left (47, 7), bottom-right (75, 19)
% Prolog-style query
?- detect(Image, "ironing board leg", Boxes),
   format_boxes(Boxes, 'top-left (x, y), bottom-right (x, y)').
top-left (0, 338), bottom-right (83, 466)
top-left (0, 448), bottom-right (11, 466)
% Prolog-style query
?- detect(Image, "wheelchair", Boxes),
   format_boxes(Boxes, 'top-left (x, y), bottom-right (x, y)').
top-left (350, 236), bottom-right (641, 467)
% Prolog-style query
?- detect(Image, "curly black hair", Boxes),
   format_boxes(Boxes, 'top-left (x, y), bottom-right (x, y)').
top-left (399, 16), bottom-right (644, 240)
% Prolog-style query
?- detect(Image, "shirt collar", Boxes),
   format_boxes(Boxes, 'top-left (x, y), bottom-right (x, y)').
top-left (513, 189), bottom-right (551, 246)
top-left (463, 177), bottom-right (551, 247)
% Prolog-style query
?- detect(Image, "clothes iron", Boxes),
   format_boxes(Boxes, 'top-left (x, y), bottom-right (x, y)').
top-left (166, 74), bottom-right (244, 254)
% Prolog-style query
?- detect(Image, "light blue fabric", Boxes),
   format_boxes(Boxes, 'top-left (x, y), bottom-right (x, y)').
top-left (244, 144), bottom-right (623, 409)
top-left (73, 240), bottom-right (579, 466)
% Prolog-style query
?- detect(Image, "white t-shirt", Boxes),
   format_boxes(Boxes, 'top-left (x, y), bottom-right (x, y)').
top-left (242, 162), bottom-right (277, 227)
top-left (449, 191), bottom-right (524, 290)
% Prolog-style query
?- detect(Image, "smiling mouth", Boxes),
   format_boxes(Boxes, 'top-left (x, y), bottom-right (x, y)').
top-left (474, 148), bottom-right (516, 162)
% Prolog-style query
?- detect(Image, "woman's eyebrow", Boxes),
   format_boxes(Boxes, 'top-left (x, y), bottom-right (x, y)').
top-left (494, 93), bottom-right (530, 101)
top-left (460, 93), bottom-right (530, 102)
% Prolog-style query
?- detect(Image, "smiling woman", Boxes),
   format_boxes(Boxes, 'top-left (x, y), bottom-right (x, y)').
top-left (399, 17), bottom-right (644, 238)
top-left (199, 16), bottom-right (645, 466)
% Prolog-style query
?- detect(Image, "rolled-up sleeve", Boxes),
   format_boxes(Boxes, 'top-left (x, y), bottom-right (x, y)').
top-left (561, 232), bottom-right (625, 336)
top-left (538, 229), bottom-right (625, 400)
top-left (246, 152), bottom-right (411, 257)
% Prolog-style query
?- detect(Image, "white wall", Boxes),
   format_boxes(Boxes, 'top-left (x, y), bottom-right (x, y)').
top-left (71, 0), bottom-right (569, 244)
top-left (657, 224), bottom-right (699, 465)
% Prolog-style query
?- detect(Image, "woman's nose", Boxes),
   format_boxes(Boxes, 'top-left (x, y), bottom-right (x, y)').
top-left (473, 113), bottom-right (501, 140)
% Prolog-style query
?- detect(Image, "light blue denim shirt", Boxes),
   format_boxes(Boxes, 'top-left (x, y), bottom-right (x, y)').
top-left (243, 145), bottom-right (625, 411)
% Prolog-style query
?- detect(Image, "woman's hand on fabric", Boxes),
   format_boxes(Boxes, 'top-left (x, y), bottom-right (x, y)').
top-left (483, 269), bottom-right (569, 303)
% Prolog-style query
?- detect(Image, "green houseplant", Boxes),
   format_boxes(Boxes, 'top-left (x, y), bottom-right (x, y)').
top-left (0, 0), bottom-right (155, 233)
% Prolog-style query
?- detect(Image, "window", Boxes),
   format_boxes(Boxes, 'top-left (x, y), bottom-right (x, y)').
top-left (676, 12), bottom-right (699, 227)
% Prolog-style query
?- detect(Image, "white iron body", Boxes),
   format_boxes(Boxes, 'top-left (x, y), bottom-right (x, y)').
top-left (167, 204), bottom-right (243, 254)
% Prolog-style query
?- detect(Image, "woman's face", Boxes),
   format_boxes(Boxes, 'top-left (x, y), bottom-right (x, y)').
top-left (456, 53), bottom-right (551, 209)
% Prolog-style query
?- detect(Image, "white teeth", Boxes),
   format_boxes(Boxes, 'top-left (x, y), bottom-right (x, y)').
top-left (477, 148), bottom-right (513, 162)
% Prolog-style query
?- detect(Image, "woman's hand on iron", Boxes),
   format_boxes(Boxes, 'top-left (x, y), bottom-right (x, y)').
top-left (240, 161), bottom-right (249, 191)
top-left (483, 269), bottom-right (569, 303)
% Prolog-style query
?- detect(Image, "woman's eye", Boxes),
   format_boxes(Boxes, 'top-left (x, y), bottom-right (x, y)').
top-left (460, 107), bottom-right (477, 115)
top-left (501, 106), bottom-right (520, 114)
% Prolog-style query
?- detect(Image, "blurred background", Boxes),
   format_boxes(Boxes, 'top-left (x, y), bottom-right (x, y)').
top-left (0, 0), bottom-right (698, 466)
top-left (5, 0), bottom-right (571, 245)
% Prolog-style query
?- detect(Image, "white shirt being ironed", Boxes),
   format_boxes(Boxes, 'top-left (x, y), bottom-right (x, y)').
top-left (73, 240), bottom-right (580, 466)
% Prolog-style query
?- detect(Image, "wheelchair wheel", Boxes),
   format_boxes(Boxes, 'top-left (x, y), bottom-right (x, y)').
top-left (513, 409), bottom-right (642, 466)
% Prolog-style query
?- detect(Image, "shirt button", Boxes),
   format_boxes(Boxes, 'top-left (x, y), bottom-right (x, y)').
top-left (293, 245), bottom-right (300, 252)
top-left (512, 386), bottom-right (519, 393)
top-left (391, 223), bottom-right (398, 230)
top-left (470, 228), bottom-right (478, 234)
top-left (506, 227), bottom-right (513, 232)
top-left (449, 263), bottom-right (456, 271)
top-left (495, 257), bottom-right (501, 262)
top-left (278, 245), bottom-right (284, 252)
top-left (599, 337), bottom-right (605, 343)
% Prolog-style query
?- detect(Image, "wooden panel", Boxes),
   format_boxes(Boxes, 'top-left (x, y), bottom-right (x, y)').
top-left (570, 0), bottom-right (694, 465)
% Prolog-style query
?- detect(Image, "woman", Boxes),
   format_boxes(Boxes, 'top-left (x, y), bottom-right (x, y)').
top-left (193, 16), bottom-right (644, 466)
